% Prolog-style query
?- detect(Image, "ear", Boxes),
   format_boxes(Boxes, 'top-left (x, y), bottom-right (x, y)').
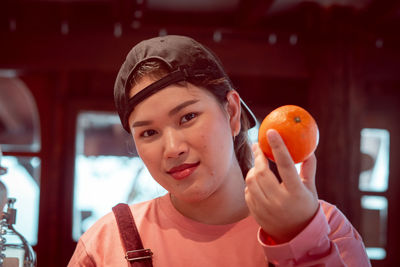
top-left (225, 90), bottom-right (241, 137)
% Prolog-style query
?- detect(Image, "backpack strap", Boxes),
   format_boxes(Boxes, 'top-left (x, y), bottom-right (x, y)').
top-left (112, 203), bottom-right (153, 267)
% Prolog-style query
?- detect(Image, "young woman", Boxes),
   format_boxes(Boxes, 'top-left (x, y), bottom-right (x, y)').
top-left (68, 35), bottom-right (370, 266)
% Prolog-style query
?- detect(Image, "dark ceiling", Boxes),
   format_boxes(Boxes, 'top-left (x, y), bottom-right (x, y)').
top-left (1, 0), bottom-right (399, 37)
top-left (0, 0), bottom-right (399, 76)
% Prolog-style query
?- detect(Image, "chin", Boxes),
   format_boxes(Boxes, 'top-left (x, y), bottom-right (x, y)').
top-left (175, 187), bottom-right (215, 204)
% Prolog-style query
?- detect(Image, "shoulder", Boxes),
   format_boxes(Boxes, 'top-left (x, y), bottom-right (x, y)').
top-left (80, 197), bottom-right (160, 246)
top-left (70, 197), bottom-right (163, 265)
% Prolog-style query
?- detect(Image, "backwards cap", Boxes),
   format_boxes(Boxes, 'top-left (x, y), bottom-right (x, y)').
top-left (114, 35), bottom-right (257, 132)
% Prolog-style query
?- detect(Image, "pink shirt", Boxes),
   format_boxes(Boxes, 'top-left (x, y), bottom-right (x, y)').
top-left (68, 194), bottom-right (370, 266)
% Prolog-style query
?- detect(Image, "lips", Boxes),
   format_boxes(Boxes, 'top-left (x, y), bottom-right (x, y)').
top-left (167, 162), bottom-right (200, 180)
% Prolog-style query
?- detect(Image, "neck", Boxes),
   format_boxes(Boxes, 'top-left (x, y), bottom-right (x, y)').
top-left (170, 165), bottom-right (249, 225)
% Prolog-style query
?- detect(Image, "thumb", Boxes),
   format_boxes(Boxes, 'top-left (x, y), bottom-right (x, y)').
top-left (299, 153), bottom-right (318, 198)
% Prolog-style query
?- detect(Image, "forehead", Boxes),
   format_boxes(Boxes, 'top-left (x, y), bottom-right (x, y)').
top-left (128, 77), bottom-right (218, 118)
top-left (129, 74), bottom-right (218, 101)
top-left (128, 76), bottom-right (157, 98)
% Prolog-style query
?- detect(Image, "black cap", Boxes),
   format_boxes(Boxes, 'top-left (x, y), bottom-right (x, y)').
top-left (114, 35), bottom-right (257, 133)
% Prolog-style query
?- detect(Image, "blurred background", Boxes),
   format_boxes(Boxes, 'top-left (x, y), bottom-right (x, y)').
top-left (0, 0), bottom-right (399, 266)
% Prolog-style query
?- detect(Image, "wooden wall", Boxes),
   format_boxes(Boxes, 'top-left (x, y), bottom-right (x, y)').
top-left (1, 4), bottom-right (400, 266)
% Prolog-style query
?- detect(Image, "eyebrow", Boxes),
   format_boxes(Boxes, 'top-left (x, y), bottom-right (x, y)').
top-left (168, 99), bottom-right (199, 116)
top-left (131, 99), bottom-right (199, 129)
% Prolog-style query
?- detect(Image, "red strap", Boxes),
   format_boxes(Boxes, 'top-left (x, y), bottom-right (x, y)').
top-left (112, 203), bottom-right (153, 267)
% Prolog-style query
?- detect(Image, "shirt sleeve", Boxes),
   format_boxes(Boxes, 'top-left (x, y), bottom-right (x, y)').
top-left (258, 200), bottom-right (371, 266)
top-left (67, 239), bottom-right (96, 267)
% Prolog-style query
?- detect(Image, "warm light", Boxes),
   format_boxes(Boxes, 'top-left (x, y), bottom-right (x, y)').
top-left (114, 23), bottom-right (122, 38)
top-left (61, 20), bottom-right (69, 35)
top-left (159, 28), bottom-right (168, 36)
top-left (268, 34), bottom-right (277, 45)
top-left (213, 30), bottom-right (222, 43)
top-left (289, 34), bottom-right (298, 45)
top-left (375, 38), bottom-right (383, 48)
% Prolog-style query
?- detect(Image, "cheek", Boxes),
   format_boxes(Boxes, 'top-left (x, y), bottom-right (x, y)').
top-left (136, 144), bottom-right (159, 167)
top-left (196, 122), bottom-right (231, 155)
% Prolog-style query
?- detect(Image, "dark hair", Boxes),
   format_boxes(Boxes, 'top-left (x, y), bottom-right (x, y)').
top-left (130, 59), bottom-right (253, 178)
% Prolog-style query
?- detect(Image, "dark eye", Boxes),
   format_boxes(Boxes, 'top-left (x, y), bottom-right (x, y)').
top-left (141, 129), bottom-right (157, 137)
top-left (180, 113), bottom-right (197, 124)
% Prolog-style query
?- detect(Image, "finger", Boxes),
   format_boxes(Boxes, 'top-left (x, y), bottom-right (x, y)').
top-left (244, 186), bottom-right (274, 229)
top-left (299, 153), bottom-right (318, 197)
top-left (252, 143), bottom-right (269, 170)
top-left (245, 167), bottom-right (272, 208)
top-left (246, 163), bottom-right (274, 202)
top-left (252, 143), bottom-right (281, 191)
top-left (267, 129), bottom-right (301, 191)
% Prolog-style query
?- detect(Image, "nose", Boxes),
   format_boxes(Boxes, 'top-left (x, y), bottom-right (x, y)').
top-left (163, 128), bottom-right (188, 159)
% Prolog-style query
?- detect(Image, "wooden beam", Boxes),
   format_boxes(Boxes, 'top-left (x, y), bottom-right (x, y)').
top-left (360, 0), bottom-right (400, 30)
top-left (236, 0), bottom-right (275, 27)
top-left (0, 28), bottom-right (309, 79)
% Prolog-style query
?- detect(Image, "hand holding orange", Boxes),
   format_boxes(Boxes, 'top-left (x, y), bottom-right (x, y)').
top-left (258, 105), bottom-right (319, 164)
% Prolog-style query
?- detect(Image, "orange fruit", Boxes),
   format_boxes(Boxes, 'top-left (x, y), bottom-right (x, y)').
top-left (258, 105), bottom-right (319, 164)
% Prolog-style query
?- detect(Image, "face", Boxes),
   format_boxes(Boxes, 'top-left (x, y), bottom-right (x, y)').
top-left (128, 77), bottom-right (242, 203)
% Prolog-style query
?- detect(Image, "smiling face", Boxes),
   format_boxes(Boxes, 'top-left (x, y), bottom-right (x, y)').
top-left (128, 76), bottom-right (243, 204)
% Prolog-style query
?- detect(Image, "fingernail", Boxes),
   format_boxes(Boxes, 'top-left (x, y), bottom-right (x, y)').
top-left (267, 129), bottom-right (280, 146)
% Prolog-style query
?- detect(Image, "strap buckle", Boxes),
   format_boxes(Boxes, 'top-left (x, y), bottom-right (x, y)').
top-left (125, 248), bottom-right (153, 262)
